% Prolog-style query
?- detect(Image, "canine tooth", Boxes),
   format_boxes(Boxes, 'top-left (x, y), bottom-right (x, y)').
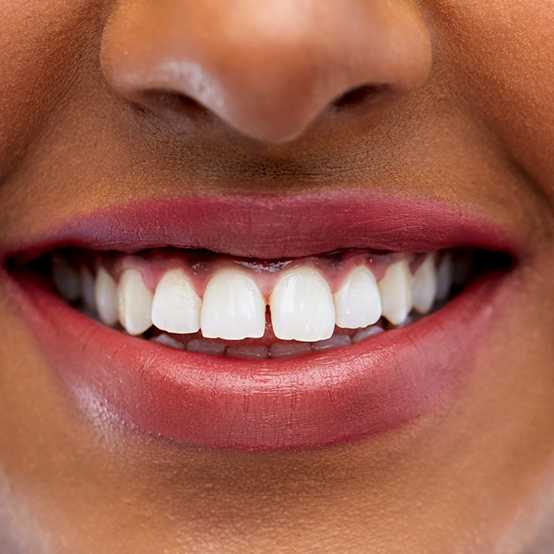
top-left (412, 254), bottom-right (437, 314)
top-left (334, 266), bottom-right (381, 329)
top-left (436, 253), bottom-right (454, 301)
top-left (81, 267), bottom-right (96, 311)
top-left (151, 333), bottom-right (185, 350)
top-left (311, 334), bottom-right (352, 352)
top-left (151, 269), bottom-right (201, 334)
top-left (52, 255), bottom-right (81, 301)
top-left (378, 260), bottom-right (412, 326)
top-left (187, 339), bottom-right (226, 356)
top-left (200, 270), bottom-right (266, 340)
top-left (95, 267), bottom-right (119, 326)
top-left (269, 342), bottom-right (312, 359)
top-left (352, 325), bottom-right (385, 344)
top-left (226, 345), bottom-right (269, 360)
top-left (118, 269), bottom-right (153, 335)
top-left (270, 267), bottom-right (335, 342)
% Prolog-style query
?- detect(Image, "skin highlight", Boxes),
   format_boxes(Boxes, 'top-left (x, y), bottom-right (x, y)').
top-left (1, 1), bottom-right (554, 553)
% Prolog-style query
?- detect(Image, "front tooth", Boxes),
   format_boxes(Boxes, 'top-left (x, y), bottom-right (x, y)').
top-left (118, 269), bottom-right (153, 335)
top-left (270, 267), bottom-right (335, 342)
top-left (436, 253), bottom-right (453, 301)
top-left (334, 266), bottom-right (381, 329)
top-left (151, 269), bottom-right (201, 334)
top-left (52, 255), bottom-right (81, 301)
top-left (411, 254), bottom-right (437, 314)
top-left (95, 267), bottom-right (119, 326)
top-left (378, 260), bottom-right (412, 326)
top-left (200, 269), bottom-right (266, 340)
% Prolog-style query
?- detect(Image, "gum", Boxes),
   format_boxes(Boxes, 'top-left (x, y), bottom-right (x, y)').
top-left (89, 248), bottom-right (426, 301)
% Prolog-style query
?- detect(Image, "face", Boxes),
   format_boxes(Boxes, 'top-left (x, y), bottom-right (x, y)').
top-left (1, 0), bottom-right (554, 552)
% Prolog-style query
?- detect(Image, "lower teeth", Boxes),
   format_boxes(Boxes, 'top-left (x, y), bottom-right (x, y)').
top-left (141, 311), bottom-right (427, 359)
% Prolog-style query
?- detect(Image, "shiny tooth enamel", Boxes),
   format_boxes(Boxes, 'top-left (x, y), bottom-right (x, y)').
top-left (436, 252), bottom-right (454, 301)
top-left (52, 255), bottom-right (81, 301)
top-left (378, 259), bottom-right (413, 326)
top-left (95, 267), bottom-right (119, 326)
top-left (151, 269), bottom-right (201, 334)
top-left (270, 267), bottom-right (335, 342)
top-left (200, 269), bottom-right (266, 340)
top-left (118, 269), bottom-right (154, 335)
top-left (411, 254), bottom-right (437, 314)
top-left (334, 265), bottom-right (382, 328)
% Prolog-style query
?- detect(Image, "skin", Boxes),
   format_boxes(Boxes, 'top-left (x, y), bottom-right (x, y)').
top-left (1, 0), bottom-right (554, 552)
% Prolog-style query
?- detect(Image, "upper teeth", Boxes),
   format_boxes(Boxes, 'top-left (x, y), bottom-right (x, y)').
top-left (200, 269), bottom-right (266, 340)
top-left (118, 269), bottom-right (154, 335)
top-left (378, 259), bottom-right (413, 326)
top-left (270, 266), bottom-right (336, 342)
top-left (334, 265), bottom-right (382, 329)
top-left (55, 251), bottom-right (456, 342)
top-left (151, 269), bottom-right (201, 334)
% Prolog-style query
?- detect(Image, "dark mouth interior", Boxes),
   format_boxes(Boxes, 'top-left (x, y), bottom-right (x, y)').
top-left (10, 247), bottom-right (513, 359)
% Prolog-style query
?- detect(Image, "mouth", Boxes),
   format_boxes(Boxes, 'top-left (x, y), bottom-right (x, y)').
top-left (3, 191), bottom-right (516, 451)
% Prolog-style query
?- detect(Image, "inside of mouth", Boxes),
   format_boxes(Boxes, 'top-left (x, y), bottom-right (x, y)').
top-left (19, 247), bottom-right (511, 360)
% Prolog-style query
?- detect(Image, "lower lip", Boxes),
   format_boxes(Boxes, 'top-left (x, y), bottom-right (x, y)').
top-left (6, 268), bottom-right (511, 451)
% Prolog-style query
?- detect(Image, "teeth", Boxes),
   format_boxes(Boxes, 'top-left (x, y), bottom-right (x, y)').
top-left (73, 248), bottom-right (462, 353)
top-left (269, 342), bottom-right (312, 359)
top-left (378, 260), bottom-right (412, 326)
top-left (151, 333), bottom-right (186, 350)
top-left (118, 269), bottom-right (153, 335)
top-left (94, 267), bottom-right (119, 326)
top-left (81, 267), bottom-right (96, 311)
top-left (436, 252), bottom-right (454, 301)
top-left (270, 267), bottom-right (335, 342)
top-left (334, 266), bottom-right (382, 329)
top-left (311, 334), bottom-right (352, 352)
top-left (52, 255), bottom-right (81, 301)
top-left (352, 325), bottom-right (384, 344)
top-left (227, 345), bottom-right (269, 360)
top-left (187, 339), bottom-right (226, 356)
top-left (411, 254), bottom-right (437, 314)
top-left (200, 269), bottom-right (266, 340)
top-left (151, 269), bottom-right (201, 334)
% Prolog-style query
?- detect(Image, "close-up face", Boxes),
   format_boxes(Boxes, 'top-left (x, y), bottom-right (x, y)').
top-left (1, 1), bottom-right (554, 552)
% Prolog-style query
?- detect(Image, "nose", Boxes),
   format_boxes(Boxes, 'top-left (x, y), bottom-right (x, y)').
top-left (101, 0), bottom-right (432, 143)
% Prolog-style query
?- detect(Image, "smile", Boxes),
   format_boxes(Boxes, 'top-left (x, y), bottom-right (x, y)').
top-left (3, 191), bottom-right (517, 451)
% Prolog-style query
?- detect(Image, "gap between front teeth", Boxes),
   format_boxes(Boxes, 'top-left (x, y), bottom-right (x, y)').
top-left (55, 251), bottom-right (453, 346)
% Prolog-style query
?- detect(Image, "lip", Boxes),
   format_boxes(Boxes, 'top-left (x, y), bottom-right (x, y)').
top-left (6, 191), bottom-right (515, 261)
top-left (3, 191), bottom-right (518, 451)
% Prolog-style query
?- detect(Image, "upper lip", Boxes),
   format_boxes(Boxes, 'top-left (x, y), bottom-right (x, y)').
top-left (2, 190), bottom-right (519, 264)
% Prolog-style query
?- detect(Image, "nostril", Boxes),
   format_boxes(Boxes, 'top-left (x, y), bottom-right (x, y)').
top-left (138, 89), bottom-right (210, 117)
top-left (332, 84), bottom-right (389, 110)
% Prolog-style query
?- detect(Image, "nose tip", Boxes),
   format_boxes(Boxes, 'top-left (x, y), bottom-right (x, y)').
top-left (101, 0), bottom-right (432, 143)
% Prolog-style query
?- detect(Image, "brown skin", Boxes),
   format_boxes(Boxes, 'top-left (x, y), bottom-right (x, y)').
top-left (1, 0), bottom-right (554, 552)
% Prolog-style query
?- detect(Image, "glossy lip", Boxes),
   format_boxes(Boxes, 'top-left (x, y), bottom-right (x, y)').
top-left (3, 192), bottom-right (518, 451)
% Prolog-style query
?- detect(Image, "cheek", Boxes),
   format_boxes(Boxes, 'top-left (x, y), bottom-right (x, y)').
top-left (0, 0), bottom-right (103, 180)
top-left (429, 0), bottom-right (554, 195)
